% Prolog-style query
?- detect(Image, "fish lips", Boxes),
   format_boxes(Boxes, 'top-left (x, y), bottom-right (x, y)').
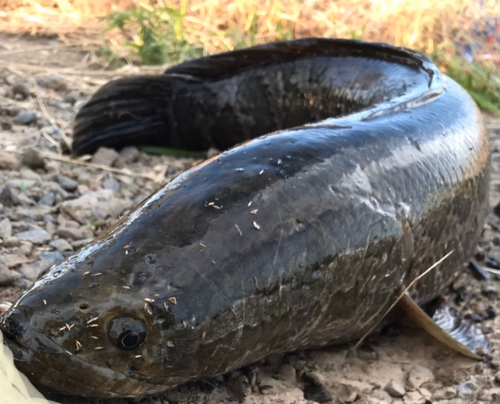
top-left (0, 310), bottom-right (169, 398)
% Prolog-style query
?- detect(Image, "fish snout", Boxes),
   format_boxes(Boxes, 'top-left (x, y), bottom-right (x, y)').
top-left (0, 308), bottom-right (26, 340)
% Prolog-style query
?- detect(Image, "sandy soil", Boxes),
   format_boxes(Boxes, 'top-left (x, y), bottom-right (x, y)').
top-left (1, 31), bottom-right (500, 404)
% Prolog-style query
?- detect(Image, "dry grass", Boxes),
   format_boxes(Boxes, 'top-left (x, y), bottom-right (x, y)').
top-left (1, 0), bottom-right (498, 54)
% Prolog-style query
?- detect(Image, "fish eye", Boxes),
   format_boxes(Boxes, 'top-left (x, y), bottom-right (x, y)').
top-left (108, 317), bottom-right (146, 350)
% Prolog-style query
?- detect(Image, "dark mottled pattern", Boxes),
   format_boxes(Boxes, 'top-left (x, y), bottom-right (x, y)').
top-left (0, 38), bottom-right (490, 398)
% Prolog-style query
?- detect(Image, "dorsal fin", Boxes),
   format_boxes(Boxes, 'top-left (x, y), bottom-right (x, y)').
top-left (164, 37), bottom-right (435, 81)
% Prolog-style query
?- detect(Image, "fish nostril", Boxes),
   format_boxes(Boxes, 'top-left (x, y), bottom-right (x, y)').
top-left (0, 309), bottom-right (25, 340)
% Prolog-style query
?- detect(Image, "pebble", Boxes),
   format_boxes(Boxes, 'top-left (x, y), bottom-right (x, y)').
top-left (0, 151), bottom-right (20, 171)
top-left (0, 187), bottom-right (19, 207)
top-left (92, 147), bottom-right (120, 167)
top-left (13, 206), bottom-right (51, 221)
top-left (38, 193), bottom-right (56, 207)
top-left (384, 380), bottom-right (405, 398)
top-left (0, 261), bottom-right (21, 286)
top-left (19, 241), bottom-right (33, 256)
top-left (120, 146), bottom-right (140, 162)
top-left (0, 218), bottom-right (12, 239)
top-left (60, 189), bottom-right (132, 223)
top-left (372, 389), bottom-right (393, 403)
top-left (277, 364), bottom-right (297, 384)
top-left (56, 226), bottom-right (91, 240)
top-left (3, 237), bottom-right (20, 247)
top-left (63, 90), bottom-right (80, 105)
top-left (21, 149), bottom-right (46, 170)
top-left (231, 375), bottom-right (251, 399)
top-left (16, 229), bottom-right (51, 244)
top-left (49, 239), bottom-right (73, 252)
top-left (406, 365), bottom-right (434, 390)
top-left (13, 110), bottom-right (37, 125)
top-left (457, 381), bottom-right (477, 398)
top-left (11, 81), bottom-right (33, 99)
top-left (57, 175), bottom-right (79, 192)
top-left (37, 74), bottom-right (68, 92)
top-left (20, 251), bottom-right (64, 281)
top-left (103, 177), bottom-right (121, 192)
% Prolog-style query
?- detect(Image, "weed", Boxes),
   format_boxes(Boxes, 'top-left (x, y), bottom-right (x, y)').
top-left (102, 1), bottom-right (205, 65)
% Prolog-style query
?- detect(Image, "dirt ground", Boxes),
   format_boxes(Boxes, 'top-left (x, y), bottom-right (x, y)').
top-left (1, 31), bottom-right (500, 404)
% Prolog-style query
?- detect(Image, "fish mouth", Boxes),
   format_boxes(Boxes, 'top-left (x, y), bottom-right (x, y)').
top-left (0, 309), bottom-right (170, 398)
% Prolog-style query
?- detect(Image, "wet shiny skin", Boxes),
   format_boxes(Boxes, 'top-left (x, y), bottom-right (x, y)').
top-left (0, 38), bottom-right (491, 398)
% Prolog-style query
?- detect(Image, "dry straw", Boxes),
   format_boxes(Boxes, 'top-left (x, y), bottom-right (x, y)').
top-left (1, 0), bottom-right (499, 54)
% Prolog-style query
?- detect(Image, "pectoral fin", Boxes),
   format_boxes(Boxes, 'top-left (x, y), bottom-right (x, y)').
top-left (398, 293), bottom-right (491, 360)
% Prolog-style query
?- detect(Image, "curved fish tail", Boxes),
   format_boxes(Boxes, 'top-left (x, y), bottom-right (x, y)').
top-left (72, 75), bottom-right (181, 156)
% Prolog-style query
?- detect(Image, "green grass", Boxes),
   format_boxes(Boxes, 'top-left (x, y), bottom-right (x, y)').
top-left (101, 1), bottom-right (205, 65)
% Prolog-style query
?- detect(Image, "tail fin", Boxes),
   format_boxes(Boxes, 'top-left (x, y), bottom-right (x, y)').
top-left (72, 75), bottom-right (204, 156)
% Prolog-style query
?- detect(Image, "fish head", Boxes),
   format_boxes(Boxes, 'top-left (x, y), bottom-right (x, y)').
top-left (0, 222), bottom-right (206, 398)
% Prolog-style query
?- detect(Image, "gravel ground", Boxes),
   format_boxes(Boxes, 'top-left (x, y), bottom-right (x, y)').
top-left (2, 32), bottom-right (500, 404)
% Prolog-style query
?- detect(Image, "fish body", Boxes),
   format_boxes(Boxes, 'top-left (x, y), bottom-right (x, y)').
top-left (0, 38), bottom-right (490, 398)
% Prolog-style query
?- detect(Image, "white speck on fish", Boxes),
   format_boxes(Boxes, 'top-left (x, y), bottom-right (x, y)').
top-left (250, 209), bottom-right (258, 215)
top-left (234, 224), bottom-right (242, 236)
top-left (144, 298), bottom-right (154, 303)
top-left (87, 316), bottom-right (99, 324)
top-left (259, 170), bottom-right (264, 175)
top-left (94, 347), bottom-right (103, 350)
top-left (43, 300), bottom-right (47, 305)
top-left (253, 221), bottom-right (261, 230)
top-left (199, 242), bottom-right (207, 248)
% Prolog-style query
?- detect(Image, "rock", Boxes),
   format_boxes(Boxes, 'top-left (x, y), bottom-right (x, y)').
top-left (60, 189), bottom-right (132, 223)
top-left (16, 229), bottom-right (51, 244)
top-left (20, 251), bottom-right (64, 281)
top-left (432, 387), bottom-right (457, 400)
top-left (406, 365), bottom-right (434, 389)
top-left (0, 151), bottom-right (19, 171)
top-left (13, 206), bottom-right (51, 221)
top-left (16, 193), bottom-right (36, 206)
top-left (0, 218), bottom-right (12, 239)
top-left (231, 375), bottom-right (251, 399)
top-left (384, 380), bottom-right (405, 398)
top-left (120, 146), bottom-right (140, 162)
top-left (56, 226), bottom-right (91, 240)
top-left (0, 261), bottom-right (21, 286)
top-left (3, 237), bottom-right (20, 247)
top-left (49, 239), bottom-right (73, 252)
top-left (13, 110), bottom-right (37, 125)
top-left (57, 175), bottom-right (79, 192)
top-left (37, 74), bottom-right (68, 92)
top-left (372, 390), bottom-right (393, 403)
top-left (19, 241), bottom-right (33, 256)
top-left (103, 177), bottom-right (120, 192)
top-left (38, 192), bottom-right (55, 207)
top-left (11, 81), bottom-right (33, 99)
top-left (92, 147), bottom-right (120, 167)
top-left (71, 238), bottom-right (94, 249)
top-left (63, 90), bottom-right (80, 105)
top-left (457, 381), bottom-right (477, 398)
top-left (21, 149), bottom-right (46, 170)
top-left (0, 188), bottom-right (19, 207)
top-left (357, 344), bottom-right (378, 360)
top-left (495, 371), bottom-right (500, 385)
top-left (1, 121), bottom-right (12, 130)
top-left (277, 364), bottom-right (296, 384)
